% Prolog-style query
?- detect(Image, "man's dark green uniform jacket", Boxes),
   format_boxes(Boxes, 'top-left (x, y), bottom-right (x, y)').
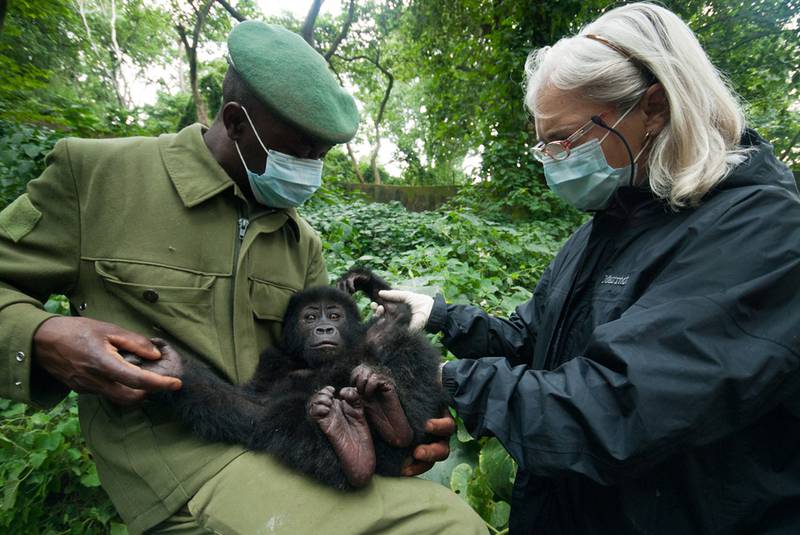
top-left (0, 124), bottom-right (328, 531)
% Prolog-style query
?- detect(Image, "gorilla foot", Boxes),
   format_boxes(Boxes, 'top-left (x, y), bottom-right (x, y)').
top-left (309, 386), bottom-right (376, 487)
top-left (351, 364), bottom-right (414, 448)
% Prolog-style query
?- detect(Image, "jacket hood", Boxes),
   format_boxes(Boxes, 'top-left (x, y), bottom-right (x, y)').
top-left (717, 128), bottom-right (798, 195)
top-left (604, 128), bottom-right (797, 221)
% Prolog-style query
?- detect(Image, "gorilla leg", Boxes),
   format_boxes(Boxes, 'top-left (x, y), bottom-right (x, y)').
top-left (351, 364), bottom-right (413, 448)
top-left (309, 386), bottom-right (375, 488)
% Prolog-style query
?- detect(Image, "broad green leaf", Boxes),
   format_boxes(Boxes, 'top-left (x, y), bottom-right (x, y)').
top-left (489, 500), bottom-right (511, 528)
top-left (3, 478), bottom-right (19, 510)
top-left (449, 462), bottom-right (473, 498)
top-left (80, 464), bottom-right (101, 487)
top-left (28, 450), bottom-right (47, 469)
top-left (479, 438), bottom-right (517, 502)
top-left (35, 432), bottom-right (63, 452)
top-left (456, 417), bottom-right (474, 443)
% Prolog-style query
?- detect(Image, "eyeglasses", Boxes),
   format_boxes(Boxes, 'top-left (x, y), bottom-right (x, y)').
top-left (530, 113), bottom-right (607, 162)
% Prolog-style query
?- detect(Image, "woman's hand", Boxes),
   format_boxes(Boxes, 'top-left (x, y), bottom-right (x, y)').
top-left (375, 290), bottom-right (434, 332)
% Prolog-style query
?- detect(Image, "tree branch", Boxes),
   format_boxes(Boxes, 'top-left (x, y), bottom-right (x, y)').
top-left (301, 0), bottom-right (324, 46)
top-left (328, 61), bottom-right (366, 183)
top-left (338, 52), bottom-right (395, 185)
top-left (192, 0), bottom-right (215, 51)
top-left (215, 0), bottom-right (247, 22)
top-left (323, 0), bottom-right (356, 61)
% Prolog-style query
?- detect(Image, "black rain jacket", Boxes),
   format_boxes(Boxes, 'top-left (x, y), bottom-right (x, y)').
top-left (434, 130), bottom-right (800, 534)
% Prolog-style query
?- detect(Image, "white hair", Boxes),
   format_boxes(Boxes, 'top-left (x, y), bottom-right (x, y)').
top-left (524, 2), bottom-right (749, 209)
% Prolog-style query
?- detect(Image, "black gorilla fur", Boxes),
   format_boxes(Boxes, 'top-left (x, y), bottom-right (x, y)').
top-left (134, 268), bottom-right (446, 489)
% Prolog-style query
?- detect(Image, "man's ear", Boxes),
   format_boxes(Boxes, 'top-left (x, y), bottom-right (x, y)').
top-left (641, 83), bottom-right (669, 136)
top-left (221, 102), bottom-right (248, 141)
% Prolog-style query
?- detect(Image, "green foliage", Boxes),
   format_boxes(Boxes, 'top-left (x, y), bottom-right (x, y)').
top-left (0, 120), bottom-right (61, 208)
top-left (0, 0), bottom-right (173, 135)
top-left (302, 192), bottom-right (570, 314)
top-left (0, 394), bottom-right (126, 534)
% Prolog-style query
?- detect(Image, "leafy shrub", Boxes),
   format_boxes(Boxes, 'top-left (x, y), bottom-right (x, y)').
top-left (0, 120), bottom-right (61, 208)
top-left (0, 394), bottom-right (126, 534)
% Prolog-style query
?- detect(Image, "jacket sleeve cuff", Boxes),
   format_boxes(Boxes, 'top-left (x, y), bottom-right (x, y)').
top-left (441, 360), bottom-right (460, 402)
top-left (425, 293), bottom-right (447, 334)
top-left (1, 303), bottom-right (69, 408)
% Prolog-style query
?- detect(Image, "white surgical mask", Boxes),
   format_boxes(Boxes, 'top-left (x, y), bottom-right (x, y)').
top-left (234, 106), bottom-right (323, 208)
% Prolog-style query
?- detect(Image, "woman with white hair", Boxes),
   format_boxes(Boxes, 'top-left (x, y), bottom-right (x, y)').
top-left (376, 3), bottom-right (800, 533)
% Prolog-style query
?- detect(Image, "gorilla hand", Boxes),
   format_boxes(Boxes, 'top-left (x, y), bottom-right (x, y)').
top-left (121, 338), bottom-right (184, 379)
top-left (376, 290), bottom-right (434, 332)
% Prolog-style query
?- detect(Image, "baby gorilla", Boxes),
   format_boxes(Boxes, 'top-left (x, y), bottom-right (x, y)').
top-left (129, 268), bottom-right (446, 489)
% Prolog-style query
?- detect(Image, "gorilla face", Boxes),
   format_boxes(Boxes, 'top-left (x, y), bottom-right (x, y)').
top-left (298, 301), bottom-right (349, 365)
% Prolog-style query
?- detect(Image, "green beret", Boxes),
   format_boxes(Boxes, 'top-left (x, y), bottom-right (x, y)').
top-left (227, 21), bottom-right (360, 145)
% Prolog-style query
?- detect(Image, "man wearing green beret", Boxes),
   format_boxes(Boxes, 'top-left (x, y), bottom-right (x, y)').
top-left (0, 21), bottom-right (485, 534)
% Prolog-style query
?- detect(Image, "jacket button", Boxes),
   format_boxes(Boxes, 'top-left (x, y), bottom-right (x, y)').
top-left (78, 302), bottom-right (87, 311)
top-left (16, 351), bottom-right (25, 362)
top-left (143, 289), bottom-right (159, 303)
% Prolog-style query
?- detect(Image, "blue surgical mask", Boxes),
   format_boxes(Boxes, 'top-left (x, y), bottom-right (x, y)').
top-left (542, 102), bottom-right (647, 212)
top-left (234, 107), bottom-right (323, 208)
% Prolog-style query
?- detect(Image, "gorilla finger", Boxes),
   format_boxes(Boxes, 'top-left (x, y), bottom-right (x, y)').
top-left (309, 394), bottom-right (334, 409)
top-left (364, 374), bottom-right (383, 397)
top-left (120, 351), bottom-right (143, 366)
top-left (308, 398), bottom-right (333, 418)
top-left (312, 385), bottom-right (336, 401)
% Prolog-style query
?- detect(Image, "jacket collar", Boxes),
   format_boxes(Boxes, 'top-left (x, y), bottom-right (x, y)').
top-left (158, 123), bottom-right (301, 241)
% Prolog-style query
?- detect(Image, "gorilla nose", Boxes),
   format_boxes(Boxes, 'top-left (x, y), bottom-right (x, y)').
top-left (315, 326), bottom-right (337, 336)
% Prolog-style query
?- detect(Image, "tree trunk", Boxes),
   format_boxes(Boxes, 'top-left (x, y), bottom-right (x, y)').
top-left (370, 138), bottom-right (381, 185)
top-left (346, 143), bottom-right (365, 183)
top-left (189, 53), bottom-right (209, 125)
top-left (177, 0), bottom-right (214, 125)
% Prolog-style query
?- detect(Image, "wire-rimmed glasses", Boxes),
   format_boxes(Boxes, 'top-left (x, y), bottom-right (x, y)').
top-left (530, 113), bottom-right (606, 162)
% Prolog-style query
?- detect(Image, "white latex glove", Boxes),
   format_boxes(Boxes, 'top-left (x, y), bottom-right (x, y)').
top-left (374, 289), bottom-right (435, 332)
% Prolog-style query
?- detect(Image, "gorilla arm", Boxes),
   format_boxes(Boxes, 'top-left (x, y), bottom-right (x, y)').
top-left (124, 340), bottom-right (265, 445)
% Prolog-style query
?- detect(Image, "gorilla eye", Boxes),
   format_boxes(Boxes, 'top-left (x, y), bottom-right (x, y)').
top-left (305, 313), bottom-right (317, 321)
top-left (329, 313), bottom-right (340, 320)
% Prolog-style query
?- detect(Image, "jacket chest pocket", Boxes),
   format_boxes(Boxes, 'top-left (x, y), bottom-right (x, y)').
top-left (94, 260), bottom-right (221, 359)
top-left (248, 276), bottom-right (298, 350)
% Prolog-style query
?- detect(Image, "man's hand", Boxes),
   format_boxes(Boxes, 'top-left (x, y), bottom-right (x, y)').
top-left (400, 413), bottom-right (456, 476)
top-left (33, 316), bottom-right (182, 405)
top-left (375, 290), bottom-right (434, 332)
